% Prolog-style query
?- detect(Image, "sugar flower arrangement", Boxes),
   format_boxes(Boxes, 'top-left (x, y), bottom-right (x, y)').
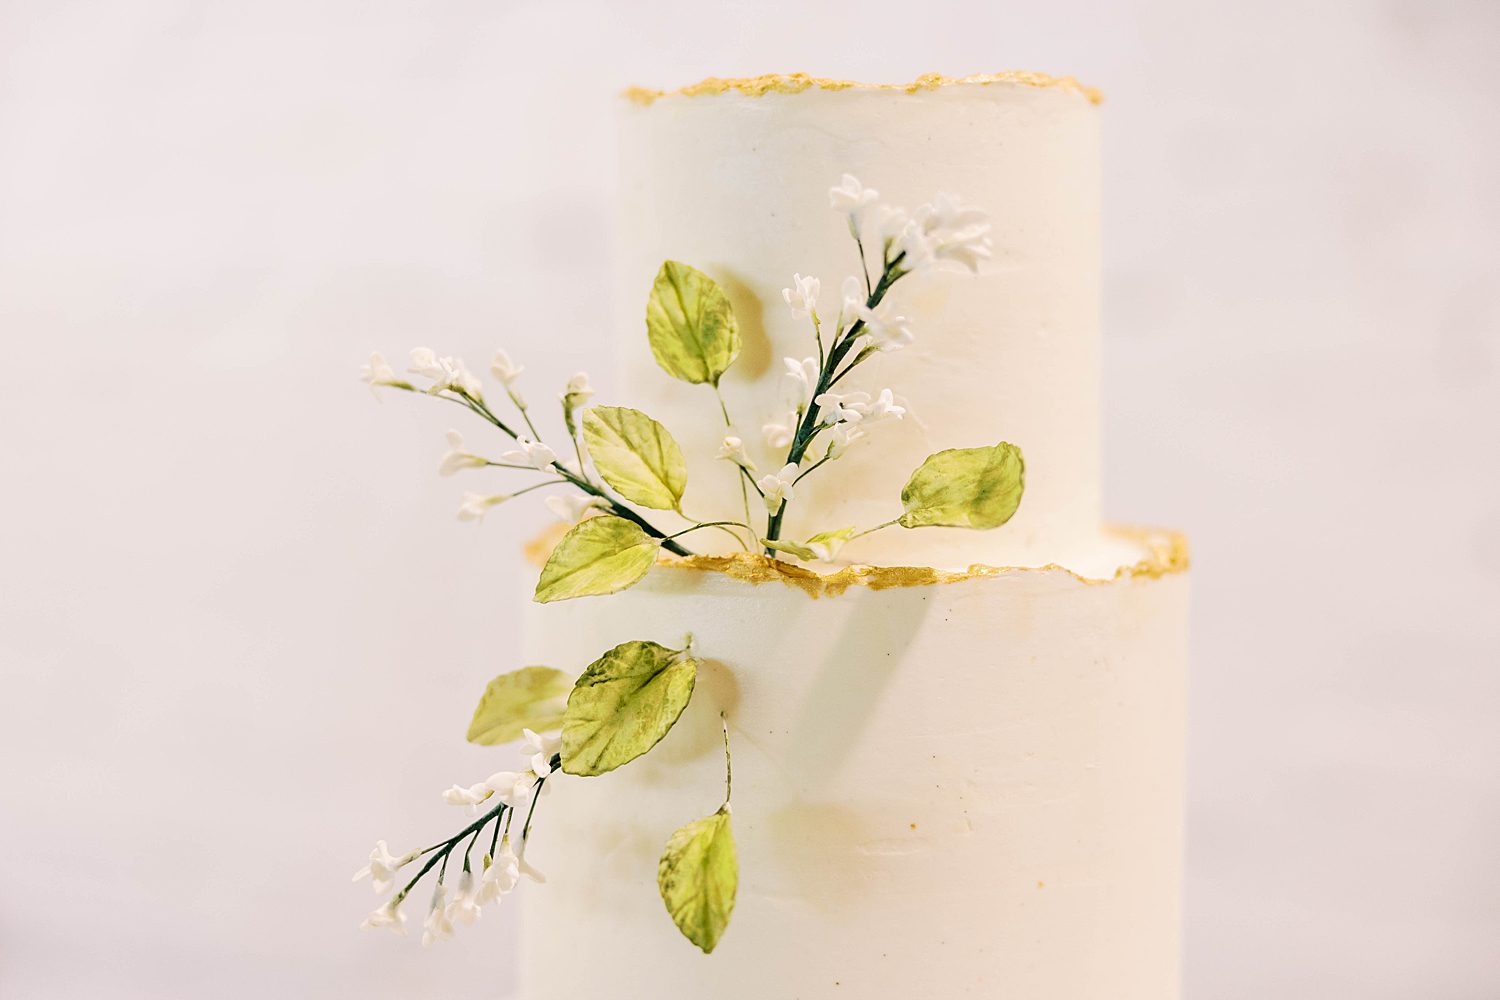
top-left (355, 176), bottom-right (1025, 953)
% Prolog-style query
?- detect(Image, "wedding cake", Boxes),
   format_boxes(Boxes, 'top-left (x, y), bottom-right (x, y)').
top-left (354, 71), bottom-right (1188, 1000)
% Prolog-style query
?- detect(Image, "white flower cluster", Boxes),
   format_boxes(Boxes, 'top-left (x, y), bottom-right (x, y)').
top-left (380, 353), bottom-right (607, 525)
top-left (408, 348), bottom-right (484, 398)
top-left (356, 729), bottom-right (559, 943)
top-left (441, 728), bottom-right (561, 816)
top-left (755, 348), bottom-right (907, 460)
top-left (753, 173), bottom-right (973, 469)
top-left (829, 174), bottom-right (993, 276)
top-left (756, 463), bottom-right (800, 515)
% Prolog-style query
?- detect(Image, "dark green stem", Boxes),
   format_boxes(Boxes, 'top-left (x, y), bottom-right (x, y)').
top-left (429, 388), bottom-right (693, 557)
top-left (763, 254), bottom-right (906, 552)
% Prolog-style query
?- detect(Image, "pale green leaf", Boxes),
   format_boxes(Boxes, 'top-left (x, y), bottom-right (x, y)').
top-left (805, 527), bottom-right (855, 560)
top-left (561, 640), bottom-right (697, 776)
top-left (762, 527), bottom-right (855, 563)
top-left (898, 443), bottom-right (1026, 530)
top-left (581, 406), bottom-right (688, 511)
top-left (466, 666), bottom-right (571, 745)
top-left (534, 516), bottom-right (660, 604)
top-left (658, 807), bottom-right (737, 954)
top-left (645, 261), bottom-right (740, 386)
top-left (760, 538), bottom-right (818, 561)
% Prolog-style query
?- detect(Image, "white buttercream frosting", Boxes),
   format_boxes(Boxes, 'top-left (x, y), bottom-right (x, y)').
top-left (519, 547), bottom-right (1187, 999)
top-left (615, 76), bottom-right (1102, 570)
top-left (514, 74), bottom-right (1189, 1000)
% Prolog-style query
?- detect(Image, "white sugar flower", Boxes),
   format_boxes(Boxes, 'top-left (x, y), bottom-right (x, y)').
top-left (438, 429), bottom-right (486, 476)
top-left (829, 174), bottom-right (880, 229)
top-left (447, 870), bottom-right (483, 926)
top-left (561, 371), bottom-right (594, 405)
top-left (779, 356), bottom-right (819, 412)
top-left (865, 388), bottom-right (906, 423)
top-left (457, 491), bottom-right (508, 522)
top-left (544, 493), bottom-right (602, 524)
top-left (408, 347), bottom-right (444, 380)
top-left (560, 371), bottom-right (594, 434)
top-left (901, 193), bottom-right (992, 273)
top-left (409, 348), bottom-right (483, 398)
top-left (762, 413), bottom-right (797, 449)
top-left (360, 897), bottom-right (407, 935)
top-left (484, 770), bottom-right (537, 809)
top-left (716, 435), bottom-right (756, 472)
top-left (825, 421), bottom-right (865, 460)
top-left (856, 299), bottom-right (914, 351)
top-left (422, 886), bottom-right (456, 946)
top-left (757, 463), bottom-right (799, 515)
top-left (491, 350), bottom-right (524, 387)
top-left (442, 782), bottom-right (493, 815)
top-left (816, 388), bottom-right (906, 427)
top-left (814, 390), bottom-right (871, 425)
top-left (837, 275), bottom-right (866, 331)
top-left (478, 838), bottom-right (521, 904)
top-left (359, 352), bottom-right (407, 390)
top-left (517, 843), bottom-right (547, 885)
top-left (522, 728), bottom-right (562, 778)
top-left (841, 275), bottom-right (864, 311)
top-left (501, 437), bottom-right (557, 471)
top-left (874, 204), bottom-right (912, 245)
top-left (353, 840), bottom-right (414, 894)
top-left (781, 273), bottom-right (820, 318)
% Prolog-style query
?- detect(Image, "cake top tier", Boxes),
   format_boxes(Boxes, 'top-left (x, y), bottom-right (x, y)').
top-left (622, 70), bottom-right (1103, 107)
top-left (613, 73), bottom-right (1109, 571)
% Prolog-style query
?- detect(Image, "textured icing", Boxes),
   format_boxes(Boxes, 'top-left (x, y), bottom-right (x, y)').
top-left (520, 552), bottom-right (1188, 999)
top-left (623, 70), bottom-right (1104, 106)
top-left (615, 75), bottom-right (1105, 570)
top-left (526, 522), bottom-right (1189, 597)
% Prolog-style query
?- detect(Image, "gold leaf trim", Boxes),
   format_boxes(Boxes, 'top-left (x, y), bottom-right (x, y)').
top-left (623, 71), bottom-right (1103, 107)
top-left (524, 524), bottom-right (1188, 598)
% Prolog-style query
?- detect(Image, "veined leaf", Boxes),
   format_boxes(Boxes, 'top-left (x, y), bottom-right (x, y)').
top-left (658, 807), bottom-right (737, 953)
top-left (645, 261), bottom-right (740, 386)
top-left (466, 666), bottom-right (571, 745)
top-left (805, 527), bottom-right (855, 560)
top-left (762, 527), bottom-right (855, 563)
top-left (534, 516), bottom-right (660, 604)
top-left (561, 640), bottom-right (697, 776)
top-left (581, 406), bottom-right (687, 511)
top-left (761, 538), bottom-right (818, 562)
top-left (898, 443), bottom-right (1025, 530)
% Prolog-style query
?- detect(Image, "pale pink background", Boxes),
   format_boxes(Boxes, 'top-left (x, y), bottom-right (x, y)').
top-left (2, 1), bottom-right (1496, 997)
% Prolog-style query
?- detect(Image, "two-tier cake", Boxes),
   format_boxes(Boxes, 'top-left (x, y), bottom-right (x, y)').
top-left (355, 70), bottom-right (1189, 1000)
top-left (518, 73), bottom-right (1189, 999)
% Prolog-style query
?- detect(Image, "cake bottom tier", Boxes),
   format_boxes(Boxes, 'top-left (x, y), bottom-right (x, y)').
top-left (518, 531), bottom-right (1189, 1000)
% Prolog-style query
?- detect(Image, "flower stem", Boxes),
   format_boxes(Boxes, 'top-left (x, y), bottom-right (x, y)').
top-left (398, 798), bottom-right (508, 900)
top-left (763, 253), bottom-right (907, 552)
top-left (665, 520), bottom-right (749, 543)
top-left (720, 714), bottom-right (732, 805)
top-left (792, 453), bottom-right (833, 485)
top-left (426, 387), bottom-right (693, 556)
top-left (714, 385), bottom-right (757, 551)
top-left (850, 517), bottom-right (901, 540)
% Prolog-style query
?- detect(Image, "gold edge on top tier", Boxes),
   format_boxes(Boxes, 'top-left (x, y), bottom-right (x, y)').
top-left (622, 71), bottom-right (1104, 106)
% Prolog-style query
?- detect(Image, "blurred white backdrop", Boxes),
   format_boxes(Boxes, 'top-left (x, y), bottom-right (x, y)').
top-left (2, 1), bottom-right (1497, 997)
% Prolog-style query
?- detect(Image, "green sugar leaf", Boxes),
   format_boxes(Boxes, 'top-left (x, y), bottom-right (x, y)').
top-left (645, 261), bottom-right (741, 386)
top-left (760, 538), bottom-right (819, 562)
top-left (581, 406), bottom-right (688, 511)
top-left (534, 516), bottom-right (660, 604)
top-left (658, 807), bottom-right (738, 954)
top-left (465, 666), bottom-right (571, 745)
top-left (898, 442), bottom-right (1026, 530)
top-left (561, 640), bottom-right (697, 776)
